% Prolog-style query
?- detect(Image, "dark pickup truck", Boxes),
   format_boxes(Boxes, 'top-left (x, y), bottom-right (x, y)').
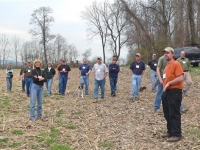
top-left (174, 47), bottom-right (200, 67)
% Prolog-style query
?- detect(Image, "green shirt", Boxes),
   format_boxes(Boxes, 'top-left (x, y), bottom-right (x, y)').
top-left (157, 55), bottom-right (167, 76)
top-left (24, 66), bottom-right (33, 78)
top-left (176, 57), bottom-right (191, 71)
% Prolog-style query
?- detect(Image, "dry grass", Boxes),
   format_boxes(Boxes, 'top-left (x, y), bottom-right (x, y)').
top-left (0, 68), bottom-right (200, 149)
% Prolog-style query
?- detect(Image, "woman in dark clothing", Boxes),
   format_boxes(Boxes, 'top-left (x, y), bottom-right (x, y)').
top-left (30, 59), bottom-right (47, 121)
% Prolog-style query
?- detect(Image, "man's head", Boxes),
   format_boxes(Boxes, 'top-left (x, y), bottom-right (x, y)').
top-left (163, 47), bottom-right (174, 61)
top-left (112, 56), bottom-right (118, 64)
top-left (62, 60), bottom-right (66, 65)
top-left (152, 54), bottom-right (157, 60)
top-left (47, 62), bottom-right (52, 67)
top-left (180, 51), bottom-right (185, 58)
top-left (60, 59), bottom-right (63, 64)
top-left (83, 58), bottom-right (87, 64)
top-left (27, 61), bottom-right (31, 67)
top-left (97, 57), bottom-right (102, 64)
top-left (135, 53), bottom-right (141, 61)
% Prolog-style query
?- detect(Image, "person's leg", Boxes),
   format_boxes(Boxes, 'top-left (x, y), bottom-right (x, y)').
top-left (62, 75), bottom-right (68, 94)
top-left (46, 79), bottom-right (49, 94)
top-left (109, 77), bottom-right (115, 95)
top-left (10, 78), bottom-right (12, 91)
top-left (30, 84), bottom-right (37, 120)
top-left (135, 75), bottom-right (142, 98)
top-left (154, 83), bottom-right (163, 110)
top-left (59, 75), bottom-right (63, 94)
top-left (183, 72), bottom-right (193, 94)
top-left (25, 78), bottom-right (30, 96)
top-left (114, 77), bottom-right (118, 94)
top-left (131, 74), bottom-right (136, 98)
top-left (162, 91), bottom-right (171, 135)
top-left (6, 77), bottom-right (10, 92)
top-left (167, 89), bottom-right (182, 137)
top-left (80, 76), bottom-right (85, 87)
top-left (22, 79), bottom-right (26, 91)
top-left (29, 79), bottom-right (33, 96)
top-left (150, 70), bottom-right (155, 91)
top-left (93, 79), bottom-right (99, 99)
top-left (37, 86), bottom-right (44, 118)
top-left (100, 79), bottom-right (105, 98)
top-left (85, 76), bottom-right (89, 94)
top-left (48, 78), bottom-right (53, 94)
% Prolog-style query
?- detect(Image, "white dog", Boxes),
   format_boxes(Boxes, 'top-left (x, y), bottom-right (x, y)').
top-left (77, 86), bottom-right (84, 98)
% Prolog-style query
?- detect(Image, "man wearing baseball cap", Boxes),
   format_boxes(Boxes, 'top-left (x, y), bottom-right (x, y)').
top-left (129, 53), bottom-right (145, 100)
top-left (79, 58), bottom-right (92, 95)
top-left (161, 47), bottom-right (183, 142)
top-left (92, 56), bottom-right (108, 102)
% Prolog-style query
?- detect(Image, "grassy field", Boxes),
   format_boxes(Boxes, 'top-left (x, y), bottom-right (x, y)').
top-left (0, 68), bottom-right (200, 149)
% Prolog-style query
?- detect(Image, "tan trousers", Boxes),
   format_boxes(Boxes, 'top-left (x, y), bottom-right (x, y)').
top-left (183, 72), bottom-right (192, 92)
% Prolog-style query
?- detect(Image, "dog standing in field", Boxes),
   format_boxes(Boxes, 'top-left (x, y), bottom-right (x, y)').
top-left (139, 86), bottom-right (147, 92)
top-left (77, 86), bottom-right (84, 98)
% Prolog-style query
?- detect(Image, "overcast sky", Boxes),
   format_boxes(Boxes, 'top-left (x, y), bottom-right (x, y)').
top-left (0, 0), bottom-right (127, 61)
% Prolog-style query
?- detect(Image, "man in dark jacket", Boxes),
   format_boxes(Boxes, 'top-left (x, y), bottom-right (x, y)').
top-left (44, 62), bottom-right (56, 96)
top-left (19, 62), bottom-right (27, 92)
top-left (109, 56), bottom-right (120, 96)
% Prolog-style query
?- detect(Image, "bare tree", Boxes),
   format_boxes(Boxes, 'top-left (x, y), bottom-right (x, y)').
top-left (29, 6), bottom-right (55, 64)
top-left (81, 1), bottom-right (108, 63)
top-left (54, 34), bottom-right (67, 62)
top-left (68, 44), bottom-right (79, 62)
top-left (0, 35), bottom-right (10, 67)
top-left (82, 48), bottom-right (92, 60)
top-left (11, 36), bottom-right (21, 66)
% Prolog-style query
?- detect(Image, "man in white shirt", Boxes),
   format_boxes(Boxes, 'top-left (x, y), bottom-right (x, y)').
top-left (92, 57), bottom-right (108, 102)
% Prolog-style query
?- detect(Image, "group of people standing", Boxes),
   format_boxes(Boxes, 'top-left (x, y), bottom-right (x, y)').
top-left (4, 48), bottom-right (192, 141)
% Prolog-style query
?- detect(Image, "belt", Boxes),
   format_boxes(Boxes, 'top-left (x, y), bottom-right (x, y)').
top-left (183, 70), bottom-right (188, 72)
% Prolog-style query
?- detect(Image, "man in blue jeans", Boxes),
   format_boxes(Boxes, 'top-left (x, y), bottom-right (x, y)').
top-left (148, 54), bottom-right (158, 92)
top-left (109, 56), bottom-right (120, 97)
top-left (92, 57), bottom-right (108, 103)
top-left (129, 53), bottom-right (145, 100)
top-left (57, 60), bottom-right (71, 95)
top-left (79, 58), bottom-right (91, 95)
top-left (19, 62), bottom-right (27, 92)
top-left (23, 61), bottom-right (33, 97)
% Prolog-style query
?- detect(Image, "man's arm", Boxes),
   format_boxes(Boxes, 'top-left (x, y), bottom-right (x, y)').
top-left (156, 66), bottom-right (163, 84)
top-left (163, 74), bottom-right (183, 92)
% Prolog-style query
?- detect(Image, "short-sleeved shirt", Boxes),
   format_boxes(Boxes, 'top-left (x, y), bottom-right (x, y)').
top-left (176, 57), bottom-right (191, 72)
top-left (157, 56), bottom-right (167, 76)
top-left (163, 60), bottom-right (183, 89)
top-left (58, 64), bottom-right (71, 75)
top-left (6, 69), bottom-right (13, 77)
top-left (79, 64), bottom-right (91, 76)
top-left (148, 59), bottom-right (158, 72)
top-left (92, 63), bottom-right (108, 80)
top-left (24, 66), bottom-right (33, 78)
top-left (129, 61), bottom-right (145, 75)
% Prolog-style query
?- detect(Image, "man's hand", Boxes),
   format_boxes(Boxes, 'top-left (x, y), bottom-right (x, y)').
top-left (163, 82), bottom-right (169, 92)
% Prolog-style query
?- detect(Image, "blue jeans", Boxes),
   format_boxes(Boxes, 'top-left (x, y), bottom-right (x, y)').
top-left (109, 77), bottom-right (118, 94)
top-left (150, 70), bottom-right (158, 91)
top-left (30, 83), bottom-right (44, 120)
top-left (25, 78), bottom-right (33, 95)
top-left (154, 81), bottom-right (184, 110)
top-left (46, 78), bottom-right (53, 95)
top-left (6, 77), bottom-right (12, 92)
top-left (80, 76), bottom-right (89, 94)
top-left (59, 74), bottom-right (68, 94)
top-left (93, 79), bottom-right (105, 99)
top-left (131, 74), bottom-right (142, 98)
top-left (22, 78), bottom-right (26, 91)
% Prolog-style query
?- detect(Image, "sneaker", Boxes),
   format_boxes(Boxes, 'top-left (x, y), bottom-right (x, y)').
top-left (180, 107), bottom-right (188, 114)
top-left (161, 132), bottom-right (172, 138)
top-left (93, 99), bottom-right (98, 103)
top-left (127, 97), bottom-right (134, 101)
top-left (167, 136), bottom-right (182, 142)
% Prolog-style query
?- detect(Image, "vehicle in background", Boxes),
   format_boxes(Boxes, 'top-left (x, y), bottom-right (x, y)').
top-left (174, 47), bottom-right (200, 67)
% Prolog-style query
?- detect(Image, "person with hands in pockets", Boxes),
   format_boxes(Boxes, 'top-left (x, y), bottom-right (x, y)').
top-left (92, 57), bottom-right (108, 102)
top-left (129, 53), bottom-right (145, 100)
top-left (57, 60), bottom-right (71, 95)
top-left (29, 59), bottom-right (47, 121)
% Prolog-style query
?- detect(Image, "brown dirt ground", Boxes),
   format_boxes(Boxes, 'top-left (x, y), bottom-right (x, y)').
top-left (0, 68), bottom-right (200, 150)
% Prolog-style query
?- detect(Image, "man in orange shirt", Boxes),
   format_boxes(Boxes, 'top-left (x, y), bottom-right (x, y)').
top-left (161, 47), bottom-right (184, 142)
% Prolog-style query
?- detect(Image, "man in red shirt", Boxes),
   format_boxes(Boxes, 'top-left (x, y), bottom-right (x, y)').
top-left (161, 47), bottom-right (184, 142)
